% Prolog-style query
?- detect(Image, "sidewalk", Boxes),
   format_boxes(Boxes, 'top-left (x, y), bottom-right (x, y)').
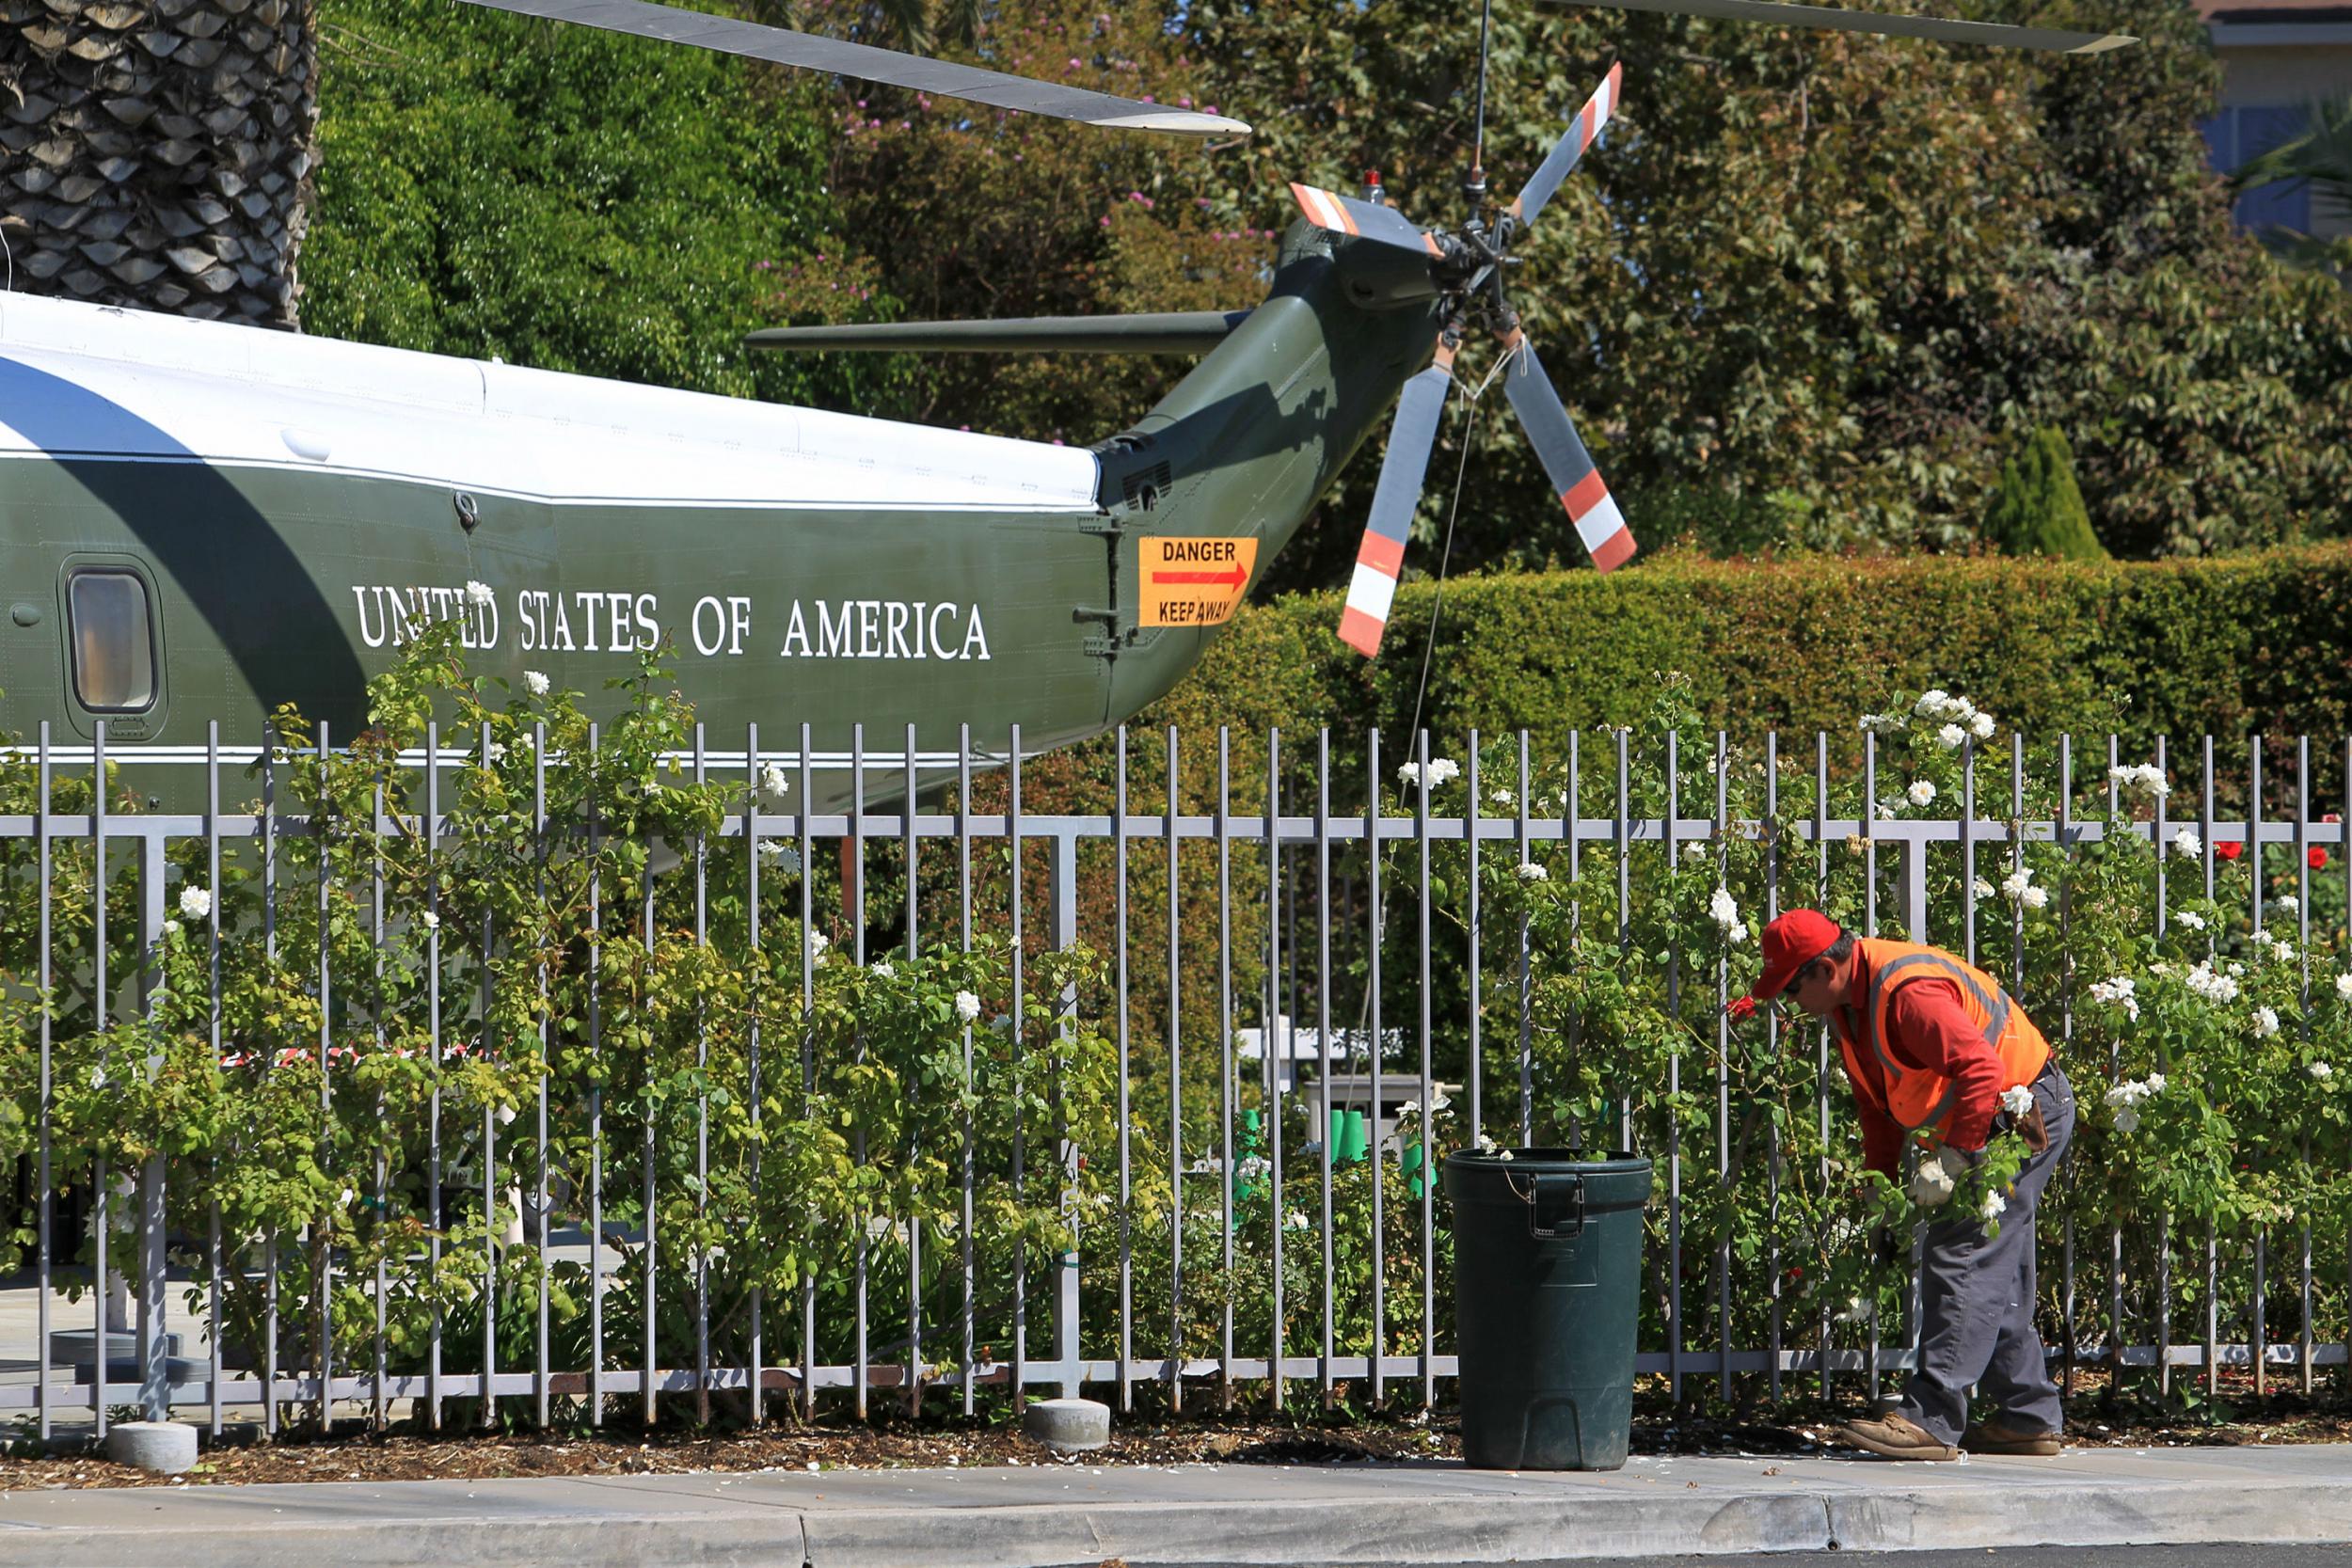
top-left (2, 1442), bottom-right (2345, 1567)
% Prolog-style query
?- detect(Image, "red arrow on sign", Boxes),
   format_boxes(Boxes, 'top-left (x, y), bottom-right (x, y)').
top-left (1151, 564), bottom-right (1248, 590)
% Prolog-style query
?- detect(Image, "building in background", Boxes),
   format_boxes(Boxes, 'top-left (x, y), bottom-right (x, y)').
top-left (2200, 0), bottom-right (2352, 239)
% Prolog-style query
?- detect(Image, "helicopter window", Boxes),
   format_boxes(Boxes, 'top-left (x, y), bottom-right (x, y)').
top-left (67, 570), bottom-right (156, 713)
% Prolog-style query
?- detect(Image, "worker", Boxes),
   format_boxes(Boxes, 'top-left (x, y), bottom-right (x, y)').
top-left (1744, 909), bottom-right (2075, 1461)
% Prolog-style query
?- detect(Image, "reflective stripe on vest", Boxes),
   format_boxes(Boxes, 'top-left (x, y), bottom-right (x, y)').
top-left (1842, 940), bottom-right (2048, 1136)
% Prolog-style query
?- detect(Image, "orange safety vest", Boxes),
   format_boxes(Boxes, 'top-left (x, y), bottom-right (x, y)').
top-left (1835, 938), bottom-right (2052, 1140)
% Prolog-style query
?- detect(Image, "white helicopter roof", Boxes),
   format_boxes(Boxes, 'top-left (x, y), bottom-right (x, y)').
top-left (0, 290), bottom-right (1101, 513)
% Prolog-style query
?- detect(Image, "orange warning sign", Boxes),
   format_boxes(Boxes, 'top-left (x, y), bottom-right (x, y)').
top-left (1138, 535), bottom-right (1258, 628)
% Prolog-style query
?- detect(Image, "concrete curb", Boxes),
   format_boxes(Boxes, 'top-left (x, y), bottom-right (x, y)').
top-left (2, 1449), bottom-right (2346, 1568)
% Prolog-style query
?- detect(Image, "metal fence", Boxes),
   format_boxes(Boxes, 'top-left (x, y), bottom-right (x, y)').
top-left (3, 721), bottom-right (2348, 1440)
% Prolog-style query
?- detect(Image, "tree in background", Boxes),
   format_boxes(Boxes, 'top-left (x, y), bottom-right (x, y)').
top-left (300, 0), bottom-right (886, 409)
top-left (1982, 427), bottom-right (2104, 561)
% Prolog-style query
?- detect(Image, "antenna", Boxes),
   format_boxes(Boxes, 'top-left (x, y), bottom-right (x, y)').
top-left (1466, 0), bottom-right (1496, 213)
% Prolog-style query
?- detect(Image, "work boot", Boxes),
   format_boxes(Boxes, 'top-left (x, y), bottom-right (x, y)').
top-left (1962, 1418), bottom-right (2062, 1456)
top-left (1832, 1411), bottom-right (1959, 1462)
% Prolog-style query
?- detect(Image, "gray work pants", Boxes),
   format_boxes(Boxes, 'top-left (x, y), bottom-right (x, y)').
top-left (1899, 1062), bottom-right (2077, 1445)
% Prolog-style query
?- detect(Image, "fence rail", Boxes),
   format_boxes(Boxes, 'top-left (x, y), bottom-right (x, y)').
top-left (3, 718), bottom-right (2348, 1440)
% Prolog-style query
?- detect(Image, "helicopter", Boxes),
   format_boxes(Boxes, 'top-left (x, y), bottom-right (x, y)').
top-left (0, 0), bottom-right (2136, 809)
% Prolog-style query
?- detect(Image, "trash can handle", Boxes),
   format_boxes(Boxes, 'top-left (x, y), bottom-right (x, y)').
top-left (1509, 1171), bottom-right (1585, 1240)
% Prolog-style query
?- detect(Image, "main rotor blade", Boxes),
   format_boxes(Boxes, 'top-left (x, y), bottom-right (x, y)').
top-left (1547, 0), bottom-right (2134, 53)
top-left (746, 311), bottom-right (1252, 354)
top-left (1502, 338), bottom-right (1636, 573)
top-left (458, 0), bottom-right (1254, 136)
top-left (1289, 182), bottom-right (1443, 258)
top-left (1341, 340), bottom-right (1456, 658)
top-left (1511, 62), bottom-right (1624, 229)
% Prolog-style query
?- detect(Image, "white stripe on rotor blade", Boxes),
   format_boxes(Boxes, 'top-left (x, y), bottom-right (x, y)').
top-left (1297, 185), bottom-right (1345, 230)
top-left (1574, 491), bottom-right (1629, 557)
top-left (1344, 563), bottom-right (1398, 623)
top-left (1593, 74), bottom-right (1613, 125)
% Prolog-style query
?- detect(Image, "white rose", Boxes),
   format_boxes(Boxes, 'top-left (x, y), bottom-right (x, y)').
top-left (955, 990), bottom-right (981, 1022)
top-left (1516, 862), bottom-right (1549, 882)
top-left (421, 911), bottom-right (440, 931)
top-left (1980, 1190), bottom-right (2007, 1221)
top-left (523, 669), bottom-right (550, 697)
top-left (2021, 885), bottom-right (2049, 911)
top-left (1908, 1159), bottom-right (1956, 1207)
top-left (1907, 779), bottom-right (1936, 807)
top-left (2171, 828), bottom-right (2201, 860)
top-left (1999, 1085), bottom-right (2036, 1117)
top-left (1490, 788), bottom-right (1515, 808)
top-left (2312, 1062), bottom-right (2335, 1081)
top-left (2278, 895), bottom-right (2299, 916)
top-left (2112, 1104), bottom-right (2140, 1133)
top-left (871, 960), bottom-right (896, 979)
top-left (1937, 723), bottom-right (1967, 750)
top-left (807, 930), bottom-right (830, 961)
top-left (1284, 1210), bottom-right (1311, 1231)
top-left (2253, 1006), bottom-right (2280, 1038)
top-left (2146, 1073), bottom-right (2166, 1092)
top-left (1730, 922), bottom-right (1749, 945)
top-left (1915, 689), bottom-right (1951, 718)
top-left (2000, 868), bottom-right (2034, 902)
top-left (465, 579), bottom-right (495, 609)
top-left (2336, 974), bottom-right (2352, 1001)
top-left (1970, 712), bottom-right (1995, 740)
top-left (2177, 911), bottom-right (2207, 931)
top-left (1973, 878), bottom-right (1994, 901)
top-left (761, 763), bottom-right (790, 800)
top-left (178, 884), bottom-right (213, 921)
top-left (1709, 887), bottom-right (1740, 928)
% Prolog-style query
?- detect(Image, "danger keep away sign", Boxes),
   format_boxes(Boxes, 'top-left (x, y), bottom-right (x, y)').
top-left (1138, 535), bottom-right (1259, 628)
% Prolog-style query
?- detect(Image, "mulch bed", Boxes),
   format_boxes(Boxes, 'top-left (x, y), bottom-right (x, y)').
top-left (5, 1368), bottom-right (2344, 1490)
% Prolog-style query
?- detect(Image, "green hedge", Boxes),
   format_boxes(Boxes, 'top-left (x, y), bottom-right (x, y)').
top-left (1139, 545), bottom-right (2352, 758)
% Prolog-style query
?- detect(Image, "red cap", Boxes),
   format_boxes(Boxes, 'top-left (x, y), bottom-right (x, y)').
top-left (1752, 909), bottom-right (1842, 1002)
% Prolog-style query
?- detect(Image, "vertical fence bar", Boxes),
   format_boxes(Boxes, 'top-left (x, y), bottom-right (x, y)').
top-left (92, 721), bottom-right (109, 1440)
top-left (536, 724), bottom-right (552, 1430)
top-left (2058, 734), bottom-right (2076, 1397)
top-left (850, 725), bottom-right (868, 1420)
top-left (1664, 730), bottom-right (1683, 1407)
top-left (2104, 736), bottom-right (2123, 1380)
top-left (34, 724), bottom-right (51, 1443)
top-left (2297, 736), bottom-right (2314, 1395)
top-left (207, 725), bottom-right (225, 1437)
top-left (1165, 724), bottom-right (1182, 1414)
top-left (315, 721), bottom-right (335, 1433)
top-left (260, 732), bottom-right (278, 1437)
top-left (2250, 736), bottom-right (2266, 1398)
top-left (1415, 729), bottom-right (1434, 1408)
top-left (1115, 726), bottom-right (1133, 1412)
top-left (1215, 728), bottom-right (1232, 1408)
top-left (1366, 730), bottom-right (1385, 1403)
top-left (959, 723), bottom-right (976, 1417)
top-left (745, 722), bottom-right (763, 1426)
top-left (695, 725), bottom-right (712, 1425)
top-left (137, 826), bottom-right (167, 1425)
top-left (1764, 731), bottom-right (1782, 1401)
top-left (1268, 729), bottom-right (1287, 1411)
top-left (1518, 732), bottom-right (1534, 1146)
top-left (1616, 731), bottom-right (1631, 1153)
top-left (371, 760), bottom-right (388, 1428)
top-left (904, 723), bottom-right (923, 1416)
top-left (1316, 728), bottom-right (1335, 1407)
top-left (2203, 735), bottom-right (2220, 1400)
top-left (587, 723), bottom-right (604, 1425)
top-left (475, 721), bottom-right (494, 1432)
top-left (1815, 731), bottom-right (1833, 1403)
top-left (1467, 733), bottom-right (1483, 1143)
top-left (426, 722), bottom-right (444, 1431)
top-left (798, 723), bottom-right (816, 1418)
top-left (1009, 723), bottom-right (1026, 1410)
top-left (1714, 732), bottom-right (1732, 1394)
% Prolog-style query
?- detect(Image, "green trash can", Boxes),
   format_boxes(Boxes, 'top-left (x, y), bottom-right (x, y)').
top-left (1442, 1148), bottom-right (1653, 1470)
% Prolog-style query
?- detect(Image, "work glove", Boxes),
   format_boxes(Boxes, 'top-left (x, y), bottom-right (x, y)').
top-left (1906, 1157), bottom-right (1957, 1208)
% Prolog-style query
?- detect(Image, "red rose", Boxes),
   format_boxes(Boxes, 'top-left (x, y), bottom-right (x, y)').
top-left (2217, 840), bottom-right (2245, 861)
top-left (1726, 995), bottom-right (1760, 1022)
top-left (2310, 847), bottom-right (2328, 870)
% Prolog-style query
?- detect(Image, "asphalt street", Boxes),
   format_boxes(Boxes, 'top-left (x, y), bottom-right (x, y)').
top-left (1168, 1549), bottom-right (2352, 1568)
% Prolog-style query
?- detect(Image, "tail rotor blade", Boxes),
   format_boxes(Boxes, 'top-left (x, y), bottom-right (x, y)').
top-left (1544, 0), bottom-right (2135, 55)
top-left (1340, 342), bottom-right (1456, 657)
top-left (1509, 63), bottom-right (1624, 230)
top-left (1289, 182), bottom-right (1444, 259)
top-left (1502, 339), bottom-right (1637, 573)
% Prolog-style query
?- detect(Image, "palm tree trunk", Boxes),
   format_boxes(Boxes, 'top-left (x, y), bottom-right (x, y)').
top-left (1, 0), bottom-right (318, 328)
